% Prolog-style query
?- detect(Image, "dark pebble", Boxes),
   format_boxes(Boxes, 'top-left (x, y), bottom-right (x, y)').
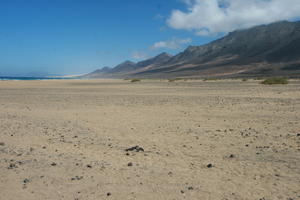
top-left (127, 162), bottom-right (133, 167)
top-left (207, 164), bottom-right (213, 168)
top-left (86, 165), bottom-right (92, 168)
top-left (51, 162), bottom-right (57, 166)
top-left (229, 154), bottom-right (235, 158)
top-left (125, 146), bottom-right (144, 152)
top-left (23, 178), bottom-right (30, 184)
top-left (8, 163), bottom-right (17, 169)
top-left (107, 192), bottom-right (111, 196)
top-left (0, 142), bottom-right (5, 146)
top-left (188, 186), bottom-right (194, 190)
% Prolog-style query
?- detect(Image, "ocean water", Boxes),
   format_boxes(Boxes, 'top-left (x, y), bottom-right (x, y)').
top-left (0, 76), bottom-right (76, 81)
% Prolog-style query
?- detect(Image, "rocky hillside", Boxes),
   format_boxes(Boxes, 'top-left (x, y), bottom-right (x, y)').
top-left (84, 21), bottom-right (300, 78)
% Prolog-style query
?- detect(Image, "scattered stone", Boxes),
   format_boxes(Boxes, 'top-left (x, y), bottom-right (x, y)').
top-left (86, 164), bottom-right (92, 168)
top-left (71, 176), bottom-right (83, 181)
top-left (127, 162), bottom-right (133, 167)
top-left (8, 163), bottom-right (17, 169)
top-left (297, 133), bottom-right (300, 136)
top-left (0, 142), bottom-right (5, 146)
top-left (125, 146), bottom-right (144, 152)
top-left (23, 178), bottom-right (30, 184)
top-left (229, 154), bottom-right (235, 158)
top-left (207, 164), bottom-right (213, 168)
top-left (107, 192), bottom-right (111, 196)
top-left (51, 162), bottom-right (57, 166)
top-left (188, 186), bottom-right (194, 190)
top-left (180, 190), bottom-right (185, 194)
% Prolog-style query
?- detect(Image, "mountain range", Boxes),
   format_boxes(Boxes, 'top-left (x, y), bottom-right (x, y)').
top-left (83, 21), bottom-right (300, 79)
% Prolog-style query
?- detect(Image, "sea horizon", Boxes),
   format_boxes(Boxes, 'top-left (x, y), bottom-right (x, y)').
top-left (0, 76), bottom-right (78, 81)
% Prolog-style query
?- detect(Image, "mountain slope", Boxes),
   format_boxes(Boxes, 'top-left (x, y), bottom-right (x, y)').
top-left (85, 20), bottom-right (300, 78)
top-left (84, 52), bottom-right (172, 78)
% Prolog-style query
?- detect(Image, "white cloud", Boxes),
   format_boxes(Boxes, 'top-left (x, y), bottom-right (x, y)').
top-left (132, 51), bottom-right (149, 60)
top-left (181, 0), bottom-right (193, 6)
top-left (154, 14), bottom-right (165, 20)
top-left (151, 37), bottom-right (192, 50)
top-left (168, 0), bottom-right (300, 36)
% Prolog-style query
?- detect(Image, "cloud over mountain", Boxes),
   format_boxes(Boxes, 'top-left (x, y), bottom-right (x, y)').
top-left (151, 37), bottom-right (192, 50)
top-left (168, 0), bottom-right (300, 36)
top-left (132, 51), bottom-right (149, 60)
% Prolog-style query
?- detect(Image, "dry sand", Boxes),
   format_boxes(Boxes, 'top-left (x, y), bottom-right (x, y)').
top-left (0, 79), bottom-right (299, 200)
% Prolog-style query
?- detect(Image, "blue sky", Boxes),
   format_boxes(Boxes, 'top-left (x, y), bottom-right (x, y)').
top-left (0, 0), bottom-right (299, 76)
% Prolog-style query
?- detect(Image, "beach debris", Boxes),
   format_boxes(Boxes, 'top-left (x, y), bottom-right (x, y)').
top-left (125, 146), bottom-right (144, 152)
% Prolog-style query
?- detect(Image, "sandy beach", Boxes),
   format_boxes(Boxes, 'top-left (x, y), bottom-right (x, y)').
top-left (0, 79), bottom-right (299, 200)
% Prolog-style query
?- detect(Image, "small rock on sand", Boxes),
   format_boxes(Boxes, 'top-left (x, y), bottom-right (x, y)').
top-left (125, 146), bottom-right (144, 152)
top-left (207, 164), bottom-right (213, 168)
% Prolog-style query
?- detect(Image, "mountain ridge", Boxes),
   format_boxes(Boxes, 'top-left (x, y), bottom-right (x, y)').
top-left (83, 20), bottom-right (300, 79)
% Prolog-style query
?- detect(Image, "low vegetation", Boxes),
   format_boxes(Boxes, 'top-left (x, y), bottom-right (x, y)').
top-left (260, 77), bottom-right (289, 85)
top-left (130, 79), bottom-right (141, 83)
top-left (203, 77), bottom-right (219, 81)
top-left (168, 78), bottom-right (188, 82)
